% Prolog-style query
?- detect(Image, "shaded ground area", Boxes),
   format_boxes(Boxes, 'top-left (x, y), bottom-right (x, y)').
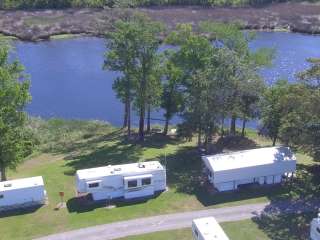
top-left (1, 119), bottom-right (320, 239)
top-left (1, 2), bottom-right (320, 41)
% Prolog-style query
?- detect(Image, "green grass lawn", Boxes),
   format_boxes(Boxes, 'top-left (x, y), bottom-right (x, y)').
top-left (0, 118), bottom-right (318, 239)
top-left (120, 219), bottom-right (270, 240)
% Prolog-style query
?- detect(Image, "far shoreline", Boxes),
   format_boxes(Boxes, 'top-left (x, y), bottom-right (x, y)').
top-left (1, 3), bottom-right (320, 42)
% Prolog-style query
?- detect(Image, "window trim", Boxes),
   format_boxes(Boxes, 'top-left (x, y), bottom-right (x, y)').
top-left (127, 180), bottom-right (138, 189)
top-left (87, 180), bottom-right (102, 189)
top-left (142, 178), bottom-right (152, 186)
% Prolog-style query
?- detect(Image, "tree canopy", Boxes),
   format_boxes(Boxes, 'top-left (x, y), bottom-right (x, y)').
top-left (0, 44), bottom-right (33, 181)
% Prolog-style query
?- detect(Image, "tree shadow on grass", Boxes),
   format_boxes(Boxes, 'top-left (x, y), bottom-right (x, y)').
top-left (252, 209), bottom-right (315, 240)
top-left (63, 142), bottom-right (144, 175)
top-left (215, 135), bottom-right (258, 152)
top-left (250, 164), bottom-right (320, 239)
top-left (44, 129), bottom-right (124, 156)
top-left (62, 130), bottom-right (184, 176)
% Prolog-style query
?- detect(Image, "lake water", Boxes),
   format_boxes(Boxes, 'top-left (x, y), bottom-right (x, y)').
top-left (12, 32), bottom-right (320, 127)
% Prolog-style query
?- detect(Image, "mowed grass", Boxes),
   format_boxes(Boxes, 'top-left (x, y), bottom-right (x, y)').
top-left (120, 219), bottom-right (270, 240)
top-left (0, 118), bottom-right (318, 239)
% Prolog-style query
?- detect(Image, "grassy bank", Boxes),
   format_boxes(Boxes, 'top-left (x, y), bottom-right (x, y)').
top-left (0, 33), bottom-right (17, 41)
top-left (0, 118), bottom-right (318, 239)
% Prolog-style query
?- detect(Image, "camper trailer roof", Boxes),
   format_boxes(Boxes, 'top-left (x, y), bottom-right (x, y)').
top-left (203, 146), bottom-right (296, 172)
top-left (193, 217), bottom-right (229, 240)
top-left (0, 176), bottom-right (44, 191)
top-left (76, 161), bottom-right (164, 180)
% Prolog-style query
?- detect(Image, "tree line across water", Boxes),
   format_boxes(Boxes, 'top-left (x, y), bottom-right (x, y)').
top-left (0, 14), bottom-right (319, 182)
top-left (1, 0), bottom-right (319, 9)
top-left (103, 14), bottom-right (320, 157)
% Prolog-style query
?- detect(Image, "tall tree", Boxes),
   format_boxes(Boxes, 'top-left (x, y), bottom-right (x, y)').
top-left (200, 21), bottom-right (274, 135)
top-left (103, 16), bottom-right (138, 137)
top-left (166, 24), bottom-right (217, 147)
top-left (146, 67), bottom-right (162, 134)
top-left (260, 79), bottom-right (289, 146)
top-left (296, 58), bottom-right (320, 159)
top-left (0, 45), bottom-right (32, 181)
top-left (160, 51), bottom-right (183, 136)
top-left (131, 14), bottom-right (164, 141)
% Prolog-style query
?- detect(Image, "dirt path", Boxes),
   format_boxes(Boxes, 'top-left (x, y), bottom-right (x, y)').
top-left (1, 3), bottom-right (320, 41)
top-left (35, 199), bottom-right (320, 240)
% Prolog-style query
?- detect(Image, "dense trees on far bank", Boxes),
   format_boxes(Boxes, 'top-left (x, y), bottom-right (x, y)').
top-left (0, 44), bottom-right (33, 181)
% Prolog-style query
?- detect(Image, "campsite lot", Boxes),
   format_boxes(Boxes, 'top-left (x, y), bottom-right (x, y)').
top-left (0, 119), bottom-right (319, 240)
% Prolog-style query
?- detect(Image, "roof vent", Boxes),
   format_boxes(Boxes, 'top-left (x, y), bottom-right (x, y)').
top-left (4, 183), bottom-right (12, 187)
top-left (138, 163), bottom-right (145, 168)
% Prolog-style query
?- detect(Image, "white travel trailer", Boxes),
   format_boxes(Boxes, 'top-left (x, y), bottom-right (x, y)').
top-left (311, 213), bottom-right (320, 240)
top-left (192, 217), bottom-right (229, 240)
top-left (0, 176), bottom-right (47, 211)
top-left (202, 146), bottom-right (296, 192)
top-left (76, 161), bottom-right (166, 201)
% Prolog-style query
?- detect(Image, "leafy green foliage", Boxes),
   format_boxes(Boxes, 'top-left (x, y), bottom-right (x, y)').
top-left (104, 14), bottom-right (164, 140)
top-left (297, 58), bottom-right (320, 87)
top-left (200, 21), bottom-right (273, 136)
top-left (0, 44), bottom-right (32, 181)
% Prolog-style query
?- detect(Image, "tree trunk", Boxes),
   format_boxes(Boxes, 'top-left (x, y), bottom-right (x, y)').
top-left (241, 118), bottom-right (246, 137)
top-left (221, 117), bottom-right (225, 137)
top-left (123, 101), bottom-right (128, 129)
top-left (0, 164), bottom-right (6, 182)
top-left (146, 104), bottom-right (151, 134)
top-left (230, 115), bottom-right (236, 135)
top-left (163, 114), bottom-right (169, 136)
top-left (138, 106), bottom-right (145, 141)
top-left (127, 100), bottom-right (131, 137)
top-left (272, 136), bottom-right (277, 146)
top-left (197, 125), bottom-right (202, 147)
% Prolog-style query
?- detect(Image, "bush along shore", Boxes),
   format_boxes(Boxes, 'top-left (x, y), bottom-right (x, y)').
top-left (1, 2), bottom-right (320, 41)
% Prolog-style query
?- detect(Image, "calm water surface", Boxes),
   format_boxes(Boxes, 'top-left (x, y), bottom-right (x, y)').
top-left (12, 32), bottom-right (320, 127)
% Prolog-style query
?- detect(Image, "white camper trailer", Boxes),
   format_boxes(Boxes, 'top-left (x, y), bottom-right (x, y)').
top-left (0, 176), bottom-right (46, 211)
top-left (76, 161), bottom-right (166, 201)
top-left (192, 217), bottom-right (229, 240)
top-left (202, 146), bottom-right (296, 192)
top-left (310, 213), bottom-right (320, 240)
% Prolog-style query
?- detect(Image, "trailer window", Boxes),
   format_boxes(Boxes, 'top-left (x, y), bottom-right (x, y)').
top-left (142, 178), bottom-right (151, 186)
top-left (317, 227), bottom-right (320, 234)
top-left (0, 194), bottom-right (3, 199)
top-left (128, 180), bottom-right (137, 188)
top-left (88, 182), bottom-right (100, 188)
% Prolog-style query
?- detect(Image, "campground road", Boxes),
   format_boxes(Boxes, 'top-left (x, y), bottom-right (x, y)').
top-left (35, 200), bottom-right (320, 240)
